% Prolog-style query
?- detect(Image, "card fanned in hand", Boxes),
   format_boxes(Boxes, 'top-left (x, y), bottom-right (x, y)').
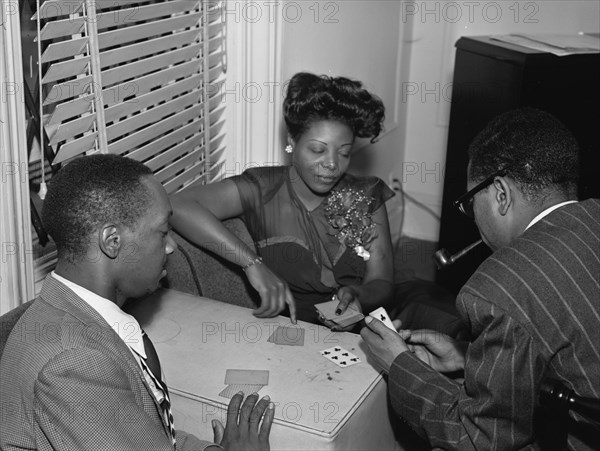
top-left (267, 325), bottom-right (305, 346)
top-left (219, 369), bottom-right (269, 399)
top-left (315, 299), bottom-right (365, 328)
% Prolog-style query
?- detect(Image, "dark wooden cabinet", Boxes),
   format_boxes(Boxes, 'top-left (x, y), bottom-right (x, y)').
top-left (436, 36), bottom-right (600, 294)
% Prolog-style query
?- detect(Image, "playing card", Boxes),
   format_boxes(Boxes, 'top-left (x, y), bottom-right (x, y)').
top-left (224, 369), bottom-right (269, 385)
top-left (219, 369), bottom-right (269, 399)
top-left (369, 307), bottom-right (396, 332)
top-left (267, 325), bottom-right (305, 346)
top-left (319, 346), bottom-right (361, 368)
top-left (219, 384), bottom-right (265, 399)
top-left (315, 299), bottom-right (365, 328)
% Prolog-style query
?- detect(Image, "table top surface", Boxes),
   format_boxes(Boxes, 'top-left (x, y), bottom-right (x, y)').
top-left (126, 289), bottom-right (384, 437)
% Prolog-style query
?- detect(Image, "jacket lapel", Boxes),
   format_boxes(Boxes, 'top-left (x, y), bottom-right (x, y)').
top-left (39, 274), bottom-right (174, 437)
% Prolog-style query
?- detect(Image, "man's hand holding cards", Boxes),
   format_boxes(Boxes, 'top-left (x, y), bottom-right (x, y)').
top-left (361, 308), bottom-right (410, 374)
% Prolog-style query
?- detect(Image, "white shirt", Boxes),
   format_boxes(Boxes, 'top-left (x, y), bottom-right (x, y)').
top-left (51, 272), bottom-right (165, 403)
top-left (525, 200), bottom-right (578, 230)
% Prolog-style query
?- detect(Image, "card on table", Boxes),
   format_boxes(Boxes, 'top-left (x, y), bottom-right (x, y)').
top-left (219, 369), bottom-right (269, 399)
top-left (267, 325), bottom-right (305, 346)
top-left (319, 346), bottom-right (361, 368)
top-left (368, 307), bottom-right (396, 332)
top-left (219, 384), bottom-right (266, 399)
top-left (224, 369), bottom-right (269, 385)
top-left (315, 299), bottom-right (365, 328)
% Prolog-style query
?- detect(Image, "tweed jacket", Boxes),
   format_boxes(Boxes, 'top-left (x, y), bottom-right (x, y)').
top-left (388, 199), bottom-right (600, 450)
top-left (0, 274), bottom-right (213, 451)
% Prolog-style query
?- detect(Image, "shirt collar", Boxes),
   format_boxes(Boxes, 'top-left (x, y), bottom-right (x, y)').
top-left (525, 200), bottom-right (578, 230)
top-left (51, 271), bottom-right (146, 358)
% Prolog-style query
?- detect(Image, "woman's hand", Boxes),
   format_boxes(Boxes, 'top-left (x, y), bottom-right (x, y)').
top-left (245, 262), bottom-right (297, 324)
top-left (334, 286), bottom-right (360, 314)
top-left (317, 287), bottom-right (363, 331)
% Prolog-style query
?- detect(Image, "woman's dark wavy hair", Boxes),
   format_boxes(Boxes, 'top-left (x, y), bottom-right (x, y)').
top-left (283, 72), bottom-right (385, 143)
top-left (468, 107), bottom-right (579, 200)
top-left (42, 154), bottom-right (153, 261)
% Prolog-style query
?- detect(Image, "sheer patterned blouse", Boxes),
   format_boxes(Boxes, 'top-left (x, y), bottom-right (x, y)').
top-left (229, 166), bottom-right (393, 323)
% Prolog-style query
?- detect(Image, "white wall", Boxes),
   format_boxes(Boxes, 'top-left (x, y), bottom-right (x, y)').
top-left (400, 0), bottom-right (600, 241)
top-left (279, 1), bottom-right (406, 179)
top-left (225, 1), bottom-right (600, 242)
top-left (280, 0), bottom-right (409, 243)
top-left (224, 0), bottom-right (410, 242)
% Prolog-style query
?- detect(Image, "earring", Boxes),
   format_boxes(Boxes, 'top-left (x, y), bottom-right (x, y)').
top-left (285, 144), bottom-right (293, 154)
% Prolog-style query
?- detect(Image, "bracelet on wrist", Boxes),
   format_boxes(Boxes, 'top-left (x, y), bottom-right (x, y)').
top-left (242, 256), bottom-right (263, 271)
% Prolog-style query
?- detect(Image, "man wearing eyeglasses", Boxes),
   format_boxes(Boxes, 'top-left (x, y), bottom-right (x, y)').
top-left (362, 108), bottom-right (600, 450)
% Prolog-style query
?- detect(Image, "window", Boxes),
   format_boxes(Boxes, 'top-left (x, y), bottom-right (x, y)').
top-left (23, 0), bottom-right (226, 293)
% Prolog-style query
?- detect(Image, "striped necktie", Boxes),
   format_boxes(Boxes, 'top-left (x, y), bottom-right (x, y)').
top-left (141, 329), bottom-right (176, 445)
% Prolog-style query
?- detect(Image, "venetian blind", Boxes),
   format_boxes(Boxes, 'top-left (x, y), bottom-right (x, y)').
top-left (30, 0), bottom-right (226, 291)
top-left (34, 0), bottom-right (226, 193)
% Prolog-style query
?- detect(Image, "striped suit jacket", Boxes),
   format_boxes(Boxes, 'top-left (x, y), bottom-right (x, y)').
top-left (389, 199), bottom-right (600, 450)
top-left (0, 274), bottom-right (212, 451)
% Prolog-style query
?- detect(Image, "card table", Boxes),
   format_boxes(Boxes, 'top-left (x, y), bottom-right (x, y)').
top-left (126, 288), bottom-right (402, 450)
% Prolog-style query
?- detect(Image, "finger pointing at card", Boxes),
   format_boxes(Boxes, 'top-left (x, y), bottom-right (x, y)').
top-left (361, 316), bottom-right (410, 374)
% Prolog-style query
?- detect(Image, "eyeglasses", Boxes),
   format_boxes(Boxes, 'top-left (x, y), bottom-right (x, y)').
top-left (453, 167), bottom-right (509, 219)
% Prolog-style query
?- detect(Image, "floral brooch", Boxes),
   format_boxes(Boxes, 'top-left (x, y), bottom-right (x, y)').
top-left (325, 187), bottom-right (377, 261)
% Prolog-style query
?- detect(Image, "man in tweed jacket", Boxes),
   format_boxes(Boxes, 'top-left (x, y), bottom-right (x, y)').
top-left (362, 108), bottom-right (600, 449)
top-left (0, 155), bottom-right (274, 450)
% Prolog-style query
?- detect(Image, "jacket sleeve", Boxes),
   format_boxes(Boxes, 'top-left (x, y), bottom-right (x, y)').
top-left (176, 430), bottom-right (221, 451)
top-left (389, 292), bottom-right (543, 450)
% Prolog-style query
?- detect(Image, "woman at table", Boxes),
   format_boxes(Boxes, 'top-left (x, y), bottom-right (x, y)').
top-left (170, 72), bottom-right (462, 334)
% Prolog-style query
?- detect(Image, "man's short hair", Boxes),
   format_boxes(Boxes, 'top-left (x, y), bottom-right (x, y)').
top-left (42, 154), bottom-right (154, 261)
top-left (468, 107), bottom-right (579, 199)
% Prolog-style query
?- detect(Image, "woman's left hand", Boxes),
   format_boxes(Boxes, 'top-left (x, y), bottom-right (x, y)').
top-left (317, 287), bottom-right (363, 331)
top-left (335, 286), bottom-right (360, 314)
